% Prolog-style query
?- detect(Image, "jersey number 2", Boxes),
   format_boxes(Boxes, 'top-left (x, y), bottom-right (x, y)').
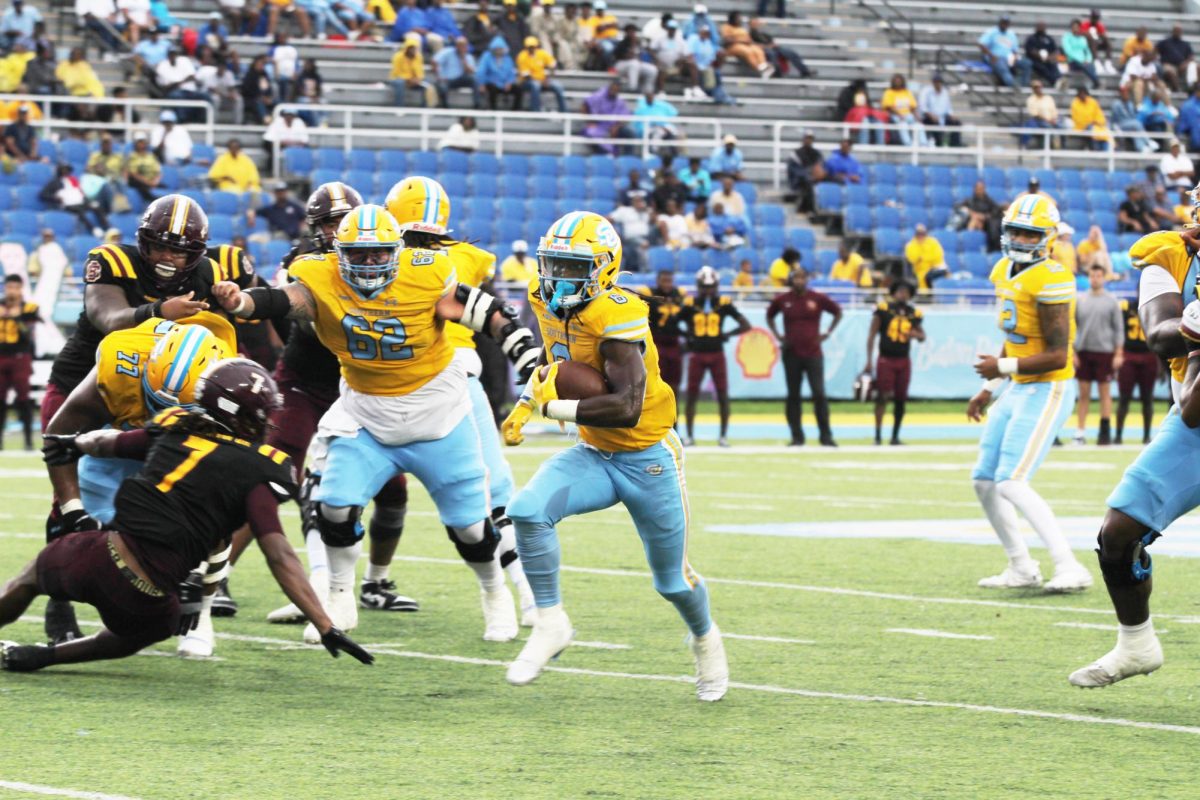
top-left (1000, 299), bottom-right (1027, 345)
top-left (342, 315), bottom-right (414, 361)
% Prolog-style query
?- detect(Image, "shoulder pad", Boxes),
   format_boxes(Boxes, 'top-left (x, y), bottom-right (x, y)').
top-left (84, 244), bottom-right (138, 283)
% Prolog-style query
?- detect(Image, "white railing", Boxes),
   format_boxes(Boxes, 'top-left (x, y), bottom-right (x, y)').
top-left (2, 94), bottom-right (216, 145)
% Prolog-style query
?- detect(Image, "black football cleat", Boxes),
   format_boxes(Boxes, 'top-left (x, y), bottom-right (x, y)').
top-left (44, 599), bottom-right (82, 645)
top-left (210, 578), bottom-right (238, 618)
top-left (360, 579), bottom-right (420, 612)
top-left (1, 641), bottom-right (53, 672)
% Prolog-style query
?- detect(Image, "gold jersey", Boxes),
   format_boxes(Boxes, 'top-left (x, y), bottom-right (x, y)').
top-left (989, 257), bottom-right (1077, 383)
top-left (1129, 231), bottom-right (1196, 383)
top-left (527, 282), bottom-right (676, 452)
top-left (290, 249), bottom-right (456, 396)
top-left (444, 241), bottom-right (497, 350)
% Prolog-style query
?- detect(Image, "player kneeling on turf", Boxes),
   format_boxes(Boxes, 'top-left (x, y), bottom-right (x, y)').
top-left (0, 359), bottom-right (373, 671)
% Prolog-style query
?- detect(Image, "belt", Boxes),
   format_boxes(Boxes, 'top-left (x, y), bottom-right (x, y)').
top-left (106, 536), bottom-right (165, 597)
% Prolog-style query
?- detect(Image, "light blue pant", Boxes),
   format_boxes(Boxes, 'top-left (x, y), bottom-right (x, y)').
top-left (468, 375), bottom-right (514, 510)
top-left (315, 412), bottom-right (488, 531)
top-left (78, 455), bottom-right (142, 525)
top-left (972, 379), bottom-right (1076, 483)
top-left (1108, 407), bottom-right (1200, 533)
top-left (508, 431), bottom-right (712, 636)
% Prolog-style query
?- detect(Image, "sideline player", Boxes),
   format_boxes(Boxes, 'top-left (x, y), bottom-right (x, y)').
top-left (865, 279), bottom-right (924, 446)
top-left (636, 269), bottom-right (686, 421)
top-left (1067, 220), bottom-right (1200, 687)
top-left (385, 176), bottom-right (536, 624)
top-left (0, 274), bottom-right (40, 450)
top-left (967, 196), bottom-right (1093, 593)
top-left (501, 212), bottom-right (728, 702)
top-left (213, 205), bottom-right (540, 644)
top-left (676, 266), bottom-right (749, 447)
top-left (1114, 298), bottom-right (1158, 445)
top-left (1, 359), bottom-right (373, 671)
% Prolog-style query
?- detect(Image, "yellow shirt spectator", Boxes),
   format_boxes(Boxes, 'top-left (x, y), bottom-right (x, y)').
top-left (1052, 239), bottom-right (1078, 273)
top-left (0, 100), bottom-right (41, 121)
top-left (208, 149), bottom-right (261, 193)
top-left (500, 254), bottom-right (537, 285)
top-left (904, 233), bottom-right (945, 290)
top-left (733, 269), bottom-right (754, 288)
top-left (391, 47), bottom-right (425, 81)
top-left (55, 56), bottom-right (104, 97)
top-left (881, 88), bottom-right (917, 116)
top-left (1122, 35), bottom-right (1152, 64)
top-left (1070, 94), bottom-right (1112, 145)
top-left (367, 0), bottom-right (396, 23)
top-left (830, 251), bottom-right (871, 286)
top-left (0, 50), bottom-right (33, 92)
top-left (588, 13), bottom-right (619, 40)
top-left (1175, 203), bottom-right (1193, 225)
top-left (517, 47), bottom-right (556, 82)
top-left (768, 257), bottom-right (796, 287)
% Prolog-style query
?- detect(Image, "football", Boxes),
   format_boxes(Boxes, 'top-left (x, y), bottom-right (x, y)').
top-left (542, 360), bottom-right (610, 400)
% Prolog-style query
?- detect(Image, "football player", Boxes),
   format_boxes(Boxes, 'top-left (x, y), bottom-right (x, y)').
top-left (1114, 298), bottom-right (1158, 445)
top-left (264, 183), bottom-right (417, 624)
top-left (1, 359), bottom-right (373, 672)
top-left (213, 205), bottom-right (540, 645)
top-left (0, 274), bottom-right (40, 450)
top-left (500, 212), bottom-right (728, 702)
top-left (636, 269), bottom-right (687, 413)
top-left (1067, 197), bottom-right (1200, 687)
top-left (676, 266), bottom-right (749, 447)
top-left (967, 196), bottom-right (1093, 594)
top-left (865, 279), bottom-right (925, 446)
top-left (385, 176), bottom-right (536, 625)
top-left (210, 243), bottom-right (282, 371)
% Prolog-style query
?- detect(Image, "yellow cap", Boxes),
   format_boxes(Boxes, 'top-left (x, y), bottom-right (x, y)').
top-left (524, 35), bottom-right (539, 47)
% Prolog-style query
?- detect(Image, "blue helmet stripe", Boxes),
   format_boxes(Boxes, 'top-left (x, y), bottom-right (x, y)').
top-left (424, 178), bottom-right (437, 224)
top-left (163, 327), bottom-right (205, 392)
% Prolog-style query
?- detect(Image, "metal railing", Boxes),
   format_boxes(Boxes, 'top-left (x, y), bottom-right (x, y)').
top-left (857, 0), bottom-right (916, 77)
top-left (1, 94), bottom-right (216, 145)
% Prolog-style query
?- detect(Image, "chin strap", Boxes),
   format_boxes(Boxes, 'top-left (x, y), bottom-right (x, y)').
top-left (547, 281), bottom-right (570, 314)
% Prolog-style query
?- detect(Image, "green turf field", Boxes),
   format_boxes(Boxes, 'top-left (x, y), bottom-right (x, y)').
top-left (0, 440), bottom-right (1197, 799)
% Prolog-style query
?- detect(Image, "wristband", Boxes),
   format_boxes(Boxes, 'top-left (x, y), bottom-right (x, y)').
top-left (544, 399), bottom-right (579, 422)
top-left (1189, 350), bottom-right (1200, 359)
top-left (133, 298), bottom-right (164, 324)
top-left (60, 498), bottom-right (84, 515)
top-left (232, 294), bottom-right (248, 317)
top-left (982, 377), bottom-right (1004, 393)
top-left (997, 357), bottom-right (1019, 376)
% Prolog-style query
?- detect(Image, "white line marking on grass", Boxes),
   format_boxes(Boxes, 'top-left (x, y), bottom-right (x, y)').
top-left (572, 640), bottom-right (632, 650)
top-left (886, 628), bottom-right (995, 641)
top-left (724, 633), bottom-right (816, 644)
top-left (1051, 622), bottom-right (1170, 634)
top-left (0, 781), bottom-right (145, 800)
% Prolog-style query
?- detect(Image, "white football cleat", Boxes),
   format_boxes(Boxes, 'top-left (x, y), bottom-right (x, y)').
top-left (516, 581), bottom-right (537, 628)
top-left (274, 570), bottom-right (328, 623)
top-left (507, 606), bottom-right (574, 686)
top-left (303, 586), bottom-right (357, 644)
top-left (687, 623), bottom-right (729, 702)
top-left (1044, 562), bottom-right (1094, 593)
top-left (481, 586), bottom-right (519, 642)
top-left (1069, 639), bottom-right (1164, 688)
top-left (977, 565), bottom-right (1043, 589)
top-left (177, 611), bottom-right (215, 659)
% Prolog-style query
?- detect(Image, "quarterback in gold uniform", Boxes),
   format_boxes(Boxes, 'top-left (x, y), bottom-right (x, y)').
top-left (500, 211), bottom-right (728, 702)
top-left (214, 204), bottom-right (539, 645)
top-left (967, 195), bottom-right (1093, 595)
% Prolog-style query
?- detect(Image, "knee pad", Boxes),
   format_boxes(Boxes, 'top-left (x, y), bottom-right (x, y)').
top-left (317, 504), bottom-right (364, 548)
top-left (369, 503), bottom-right (406, 543)
top-left (299, 470), bottom-right (321, 535)
top-left (1097, 530), bottom-right (1161, 587)
top-left (446, 519), bottom-right (499, 564)
top-left (491, 506), bottom-right (518, 567)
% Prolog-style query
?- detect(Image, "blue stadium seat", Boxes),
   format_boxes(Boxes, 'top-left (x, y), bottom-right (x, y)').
top-left (111, 213), bottom-right (140, 240)
top-left (844, 204), bottom-right (871, 234)
top-left (0, 188), bottom-right (14, 211)
top-left (179, 164), bottom-right (207, 188)
top-left (845, 184), bottom-right (869, 206)
top-left (499, 174), bottom-right (529, 198)
top-left (1086, 190), bottom-right (1112, 213)
top-left (868, 183), bottom-right (892, 206)
top-left (962, 251), bottom-right (991, 277)
top-left (1094, 211), bottom-right (1118, 234)
top-left (642, 155), bottom-right (663, 174)
top-left (264, 239), bottom-right (291, 267)
top-left (348, 150), bottom-right (376, 171)
top-left (928, 185), bottom-right (955, 209)
top-left (926, 165), bottom-right (951, 187)
top-left (497, 200), bottom-right (526, 220)
top-left (59, 139), bottom-right (91, 167)
top-left (560, 155), bottom-right (587, 178)
top-left (585, 176), bottom-right (614, 202)
top-left (814, 183), bottom-right (842, 211)
top-left (208, 216), bottom-right (234, 243)
top-left (313, 148), bottom-right (345, 171)
top-left (646, 246), bottom-right (676, 273)
top-left (440, 173), bottom-right (468, 197)
top-left (529, 198), bottom-right (557, 221)
top-left (759, 226), bottom-right (786, 252)
top-left (786, 227), bottom-right (815, 251)
top-left (466, 152), bottom-right (497, 175)
top-left (41, 210), bottom-right (77, 238)
top-left (6, 210), bottom-right (38, 237)
top-left (868, 163), bottom-right (897, 185)
top-left (960, 230), bottom-right (986, 253)
top-left (873, 205), bottom-right (901, 230)
top-left (530, 155), bottom-right (558, 177)
top-left (210, 191), bottom-right (241, 215)
top-left (345, 170), bottom-right (376, 195)
top-left (927, 205), bottom-right (951, 229)
top-left (19, 161), bottom-right (52, 186)
top-left (378, 150), bottom-right (407, 173)
top-left (495, 219), bottom-right (524, 244)
top-left (464, 216), bottom-right (493, 242)
top-left (873, 228), bottom-right (903, 256)
top-left (311, 169), bottom-right (341, 189)
top-left (469, 173), bottom-right (498, 197)
top-left (815, 249), bottom-right (837, 274)
top-left (554, 198), bottom-right (575, 218)
top-left (982, 166), bottom-right (1006, 187)
top-left (899, 185), bottom-right (925, 209)
top-left (898, 164), bottom-right (924, 187)
top-left (192, 144), bottom-right (216, 164)
top-left (1117, 232), bottom-right (1140, 251)
top-left (753, 205), bottom-right (784, 229)
top-left (902, 206), bottom-right (929, 230)
top-left (1033, 169), bottom-right (1059, 192)
top-left (283, 147), bottom-right (312, 176)
top-left (735, 181), bottom-right (757, 205)
top-left (615, 155), bottom-right (641, 176)
top-left (530, 174), bottom-right (560, 199)
top-left (159, 165), bottom-right (181, 191)
top-left (1064, 210), bottom-right (1091, 234)
top-left (951, 166), bottom-right (980, 189)
top-left (933, 229), bottom-right (958, 254)
top-left (499, 153), bottom-right (529, 176)
top-left (461, 197), bottom-right (490, 218)
top-left (586, 156), bottom-right (616, 179)
top-left (1061, 188), bottom-right (1086, 213)
top-left (438, 149), bottom-right (469, 175)
top-left (1080, 170), bottom-right (1109, 191)
top-left (729, 246), bottom-right (756, 268)
top-left (409, 150), bottom-right (438, 175)
top-left (678, 248), bottom-right (704, 273)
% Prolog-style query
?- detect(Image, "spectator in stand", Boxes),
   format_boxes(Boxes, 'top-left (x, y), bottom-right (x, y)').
top-left (517, 35), bottom-right (566, 112)
top-left (720, 12), bottom-right (772, 78)
top-left (270, 32), bottom-right (300, 102)
top-left (2, 103), bottom-right (37, 162)
top-left (155, 47), bottom-right (208, 123)
top-left (117, 0), bottom-right (152, 44)
top-left (1139, 89), bottom-right (1176, 136)
top-left (786, 131), bottom-right (825, 211)
top-left (198, 51), bottom-right (243, 124)
top-left (843, 90), bottom-right (889, 145)
top-left (1023, 79), bottom-right (1061, 148)
top-left (977, 14), bottom-right (1029, 88)
top-left (683, 202), bottom-right (715, 249)
top-left (208, 138), bottom-right (260, 194)
top-left (1121, 47), bottom-right (1161, 106)
top-left (824, 138), bottom-right (863, 184)
top-left (609, 194), bottom-right (652, 271)
top-left (263, 0), bottom-right (311, 39)
top-left (710, 175), bottom-right (745, 217)
top-left (768, 246), bottom-right (800, 286)
top-left (1157, 24), bottom-right (1194, 93)
top-left (733, 259), bottom-right (755, 290)
top-left (957, 180), bottom-right (1002, 250)
top-left (530, 0), bottom-right (556, 52)
top-left (149, 109), bottom-right (193, 165)
top-left (917, 74), bottom-right (961, 147)
top-left (219, 0), bottom-right (256, 36)
top-left (500, 239), bottom-right (536, 284)
top-left (422, 0), bottom-right (460, 48)
top-left (618, 167), bottom-right (650, 205)
top-left (1071, 86), bottom-right (1112, 151)
top-left (582, 79), bottom-right (632, 155)
top-left (585, 0), bottom-right (619, 61)
top-left (682, 3), bottom-right (717, 40)
top-left (756, 0), bottom-right (783, 19)
top-left (496, 0), bottom-right (529, 57)
top-left (1174, 186), bottom-right (1194, 225)
top-left (881, 73), bottom-right (927, 147)
top-left (1121, 27), bottom-right (1153, 67)
top-left (260, 181), bottom-right (306, 240)
top-left (1077, 225), bottom-right (1112, 275)
top-left (1177, 85), bottom-right (1200, 153)
top-left (641, 10), bottom-right (669, 48)
top-left (124, 131), bottom-right (161, 202)
top-left (686, 22), bottom-right (733, 105)
top-left (1148, 185), bottom-right (1176, 229)
top-left (463, 0), bottom-right (495, 55)
top-left (332, 0), bottom-right (375, 38)
top-left (21, 42), bottom-right (56, 95)
top-left (1062, 18), bottom-right (1099, 89)
top-left (198, 11), bottom-right (228, 53)
top-left (0, 37), bottom-right (32, 92)
top-left (293, 58), bottom-right (324, 126)
top-left (241, 54), bottom-right (274, 125)
top-left (655, 197), bottom-right (688, 249)
top-left (1081, 8), bottom-right (1116, 75)
top-left (650, 169), bottom-right (687, 213)
top-left (1159, 139), bottom-right (1194, 190)
top-left (838, 79), bottom-right (869, 121)
top-left (56, 47), bottom-right (104, 121)
top-left (1051, 222), bottom-right (1077, 274)
top-left (749, 16), bottom-right (811, 78)
top-left (1110, 84), bottom-right (1154, 153)
top-left (477, 34), bottom-right (520, 110)
top-left (438, 115), bottom-right (479, 151)
top-left (707, 134), bottom-right (744, 181)
top-left (131, 26), bottom-right (169, 75)
top-left (1, 0), bottom-right (39, 49)
top-left (552, 2), bottom-right (585, 70)
top-left (1118, 184), bottom-right (1156, 234)
top-left (1141, 164), bottom-right (1167, 196)
top-left (677, 156), bottom-right (712, 203)
top-left (390, 34), bottom-right (432, 107)
top-left (39, 162), bottom-right (108, 236)
top-left (830, 241), bottom-right (871, 286)
top-left (653, 20), bottom-right (700, 98)
top-left (707, 201), bottom-right (747, 249)
top-left (612, 24), bottom-right (657, 94)
top-left (85, 133), bottom-right (126, 212)
top-left (632, 91), bottom-right (681, 157)
top-left (434, 36), bottom-right (480, 108)
top-left (904, 223), bottom-right (947, 291)
top-left (1024, 21), bottom-right (1060, 86)
top-left (262, 108), bottom-right (308, 170)
top-left (75, 0), bottom-right (123, 53)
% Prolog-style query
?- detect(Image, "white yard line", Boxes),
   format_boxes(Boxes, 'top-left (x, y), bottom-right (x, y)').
top-left (572, 640), bottom-right (633, 650)
top-left (886, 628), bottom-right (995, 641)
top-left (0, 781), bottom-right (145, 800)
top-left (723, 633), bottom-right (816, 644)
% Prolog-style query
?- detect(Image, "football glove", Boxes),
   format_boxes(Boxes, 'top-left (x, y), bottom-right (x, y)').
top-left (321, 627), bottom-right (375, 665)
top-left (42, 434), bottom-right (84, 466)
top-left (529, 361), bottom-right (560, 415)
top-left (175, 571), bottom-right (205, 636)
top-left (1181, 300), bottom-right (1200, 345)
top-left (501, 399), bottom-right (533, 446)
top-left (45, 504), bottom-right (101, 541)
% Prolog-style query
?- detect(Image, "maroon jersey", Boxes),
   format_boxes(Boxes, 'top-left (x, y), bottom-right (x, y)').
top-left (636, 285), bottom-right (687, 352)
top-left (766, 289), bottom-right (841, 358)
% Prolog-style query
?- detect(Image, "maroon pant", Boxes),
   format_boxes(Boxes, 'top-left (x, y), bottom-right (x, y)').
top-left (0, 353), bottom-right (31, 402)
top-left (36, 531), bottom-right (179, 643)
top-left (658, 345), bottom-right (683, 395)
top-left (875, 356), bottom-right (912, 401)
top-left (40, 381), bottom-right (68, 433)
top-left (267, 364), bottom-right (338, 476)
top-left (1076, 351), bottom-right (1115, 383)
top-left (1118, 351), bottom-right (1158, 399)
top-left (686, 351), bottom-right (729, 397)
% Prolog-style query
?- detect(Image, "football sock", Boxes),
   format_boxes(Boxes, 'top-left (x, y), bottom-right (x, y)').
top-left (973, 479), bottom-right (1033, 566)
top-left (1143, 404), bottom-right (1153, 441)
top-left (512, 519), bottom-right (562, 607)
top-left (669, 579), bottom-right (712, 638)
top-left (364, 563), bottom-right (390, 582)
top-left (1117, 618), bottom-right (1155, 651)
top-left (492, 508), bottom-right (530, 590)
top-left (996, 480), bottom-right (1076, 568)
top-left (891, 400), bottom-right (906, 441)
top-left (304, 529), bottom-right (327, 577)
top-left (326, 542), bottom-right (362, 593)
top-left (453, 520), bottom-right (505, 591)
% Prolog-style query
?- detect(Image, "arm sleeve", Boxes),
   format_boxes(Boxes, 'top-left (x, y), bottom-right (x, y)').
top-left (245, 482), bottom-right (285, 539)
top-left (765, 296), bottom-right (781, 319)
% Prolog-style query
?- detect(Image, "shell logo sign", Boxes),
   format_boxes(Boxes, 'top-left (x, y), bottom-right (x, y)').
top-left (735, 327), bottom-right (778, 379)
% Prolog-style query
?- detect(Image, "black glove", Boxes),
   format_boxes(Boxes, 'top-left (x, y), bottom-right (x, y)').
top-left (321, 627), bottom-right (374, 665)
top-left (175, 571), bottom-right (204, 636)
top-left (45, 504), bottom-right (102, 541)
top-left (42, 434), bottom-right (83, 466)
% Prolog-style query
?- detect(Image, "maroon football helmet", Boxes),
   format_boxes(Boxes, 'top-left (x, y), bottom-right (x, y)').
top-left (193, 358), bottom-right (283, 441)
top-left (307, 182), bottom-right (363, 251)
top-left (137, 194), bottom-right (210, 293)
